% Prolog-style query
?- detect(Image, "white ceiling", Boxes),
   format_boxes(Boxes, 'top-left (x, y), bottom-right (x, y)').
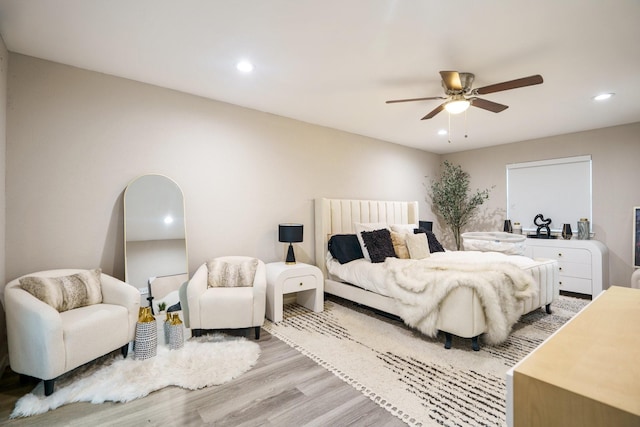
top-left (0, 0), bottom-right (639, 154)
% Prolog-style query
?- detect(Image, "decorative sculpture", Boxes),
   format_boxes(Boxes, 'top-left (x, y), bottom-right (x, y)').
top-left (534, 214), bottom-right (552, 238)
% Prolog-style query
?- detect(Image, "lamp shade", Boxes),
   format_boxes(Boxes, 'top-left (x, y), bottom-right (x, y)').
top-left (279, 223), bottom-right (303, 243)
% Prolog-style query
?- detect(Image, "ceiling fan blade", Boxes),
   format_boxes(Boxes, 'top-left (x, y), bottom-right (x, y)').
top-left (421, 103), bottom-right (447, 120)
top-left (470, 97), bottom-right (509, 113)
top-left (475, 74), bottom-right (543, 95)
top-left (386, 96), bottom-right (445, 104)
top-left (439, 71), bottom-right (463, 91)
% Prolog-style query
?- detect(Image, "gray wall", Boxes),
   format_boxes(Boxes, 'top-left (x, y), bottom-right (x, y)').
top-left (0, 37), bottom-right (7, 375)
top-left (442, 123), bottom-right (640, 288)
top-left (5, 54), bottom-right (440, 284)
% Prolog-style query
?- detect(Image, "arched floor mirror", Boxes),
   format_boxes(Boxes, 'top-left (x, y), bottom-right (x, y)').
top-left (124, 174), bottom-right (188, 311)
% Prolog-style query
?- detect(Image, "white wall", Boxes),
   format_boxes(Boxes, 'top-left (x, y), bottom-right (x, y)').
top-left (443, 124), bottom-right (640, 288)
top-left (5, 54), bottom-right (440, 282)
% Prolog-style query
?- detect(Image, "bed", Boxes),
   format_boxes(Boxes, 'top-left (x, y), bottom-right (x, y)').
top-left (314, 198), bottom-right (559, 350)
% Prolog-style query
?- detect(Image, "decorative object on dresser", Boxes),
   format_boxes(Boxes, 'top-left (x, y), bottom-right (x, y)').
top-left (265, 262), bottom-right (323, 322)
top-left (562, 223), bottom-right (573, 240)
top-left (10, 334), bottom-right (261, 418)
top-left (278, 223), bottom-right (304, 264)
top-left (504, 219), bottom-right (513, 233)
top-left (1, 269), bottom-right (140, 396)
top-left (577, 217), bottom-right (590, 240)
top-left (523, 238), bottom-right (608, 297)
top-left (507, 287), bottom-right (640, 427)
top-left (264, 295), bottom-right (588, 427)
top-left (179, 256), bottom-right (267, 339)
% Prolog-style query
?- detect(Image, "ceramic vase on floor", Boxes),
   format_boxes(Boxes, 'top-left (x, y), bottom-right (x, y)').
top-left (134, 307), bottom-right (157, 360)
top-left (168, 313), bottom-right (184, 350)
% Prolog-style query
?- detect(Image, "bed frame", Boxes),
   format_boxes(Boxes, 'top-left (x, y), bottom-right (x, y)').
top-left (314, 198), bottom-right (558, 351)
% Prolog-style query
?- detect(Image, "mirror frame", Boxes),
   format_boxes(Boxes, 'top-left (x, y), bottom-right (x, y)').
top-left (123, 174), bottom-right (188, 292)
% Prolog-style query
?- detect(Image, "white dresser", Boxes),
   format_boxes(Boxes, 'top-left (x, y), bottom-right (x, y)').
top-left (523, 238), bottom-right (608, 297)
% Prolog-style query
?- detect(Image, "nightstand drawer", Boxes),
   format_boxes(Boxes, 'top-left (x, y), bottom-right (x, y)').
top-left (283, 274), bottom-right (317, 294)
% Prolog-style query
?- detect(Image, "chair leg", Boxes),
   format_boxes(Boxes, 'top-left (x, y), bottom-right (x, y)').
top-left (254, 326), bottom-right (261, 340)
top-left (121, 343), bottom-right (129, 358)
top-left (44, 379), bottom-right (55, 396)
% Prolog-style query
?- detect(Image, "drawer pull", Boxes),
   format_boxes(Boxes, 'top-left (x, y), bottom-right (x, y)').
top-left (558, 253), bottom-right (563, 257)
top-left (559, 267), bottom-right (563, 271)
top-left (299, 282), bottom-right (303, 287)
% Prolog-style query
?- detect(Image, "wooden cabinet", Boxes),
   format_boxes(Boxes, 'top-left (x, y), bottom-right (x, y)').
top-left (524, 238), bottom-right (608, 297)
top-left (506, 287), bottom-right (640, 427)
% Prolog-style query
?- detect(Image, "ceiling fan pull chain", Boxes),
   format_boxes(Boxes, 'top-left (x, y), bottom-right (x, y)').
top-left (464, 110), bottom-right (468, 139)
top-left (448, 112), bottom-right (452, 143)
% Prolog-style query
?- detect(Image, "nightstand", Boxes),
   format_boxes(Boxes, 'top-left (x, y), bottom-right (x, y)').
top-left (265, 262), bottom-right (324, 322)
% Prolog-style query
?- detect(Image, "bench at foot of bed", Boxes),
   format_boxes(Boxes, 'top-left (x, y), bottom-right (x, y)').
top-left (443, 304), bottom-right (554, 351)
top-left (443, 332), bottom-right (481, 351)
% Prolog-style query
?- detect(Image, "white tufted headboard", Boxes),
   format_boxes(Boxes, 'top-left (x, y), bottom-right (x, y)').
top-left (314, 198), bottom-right (419, 278)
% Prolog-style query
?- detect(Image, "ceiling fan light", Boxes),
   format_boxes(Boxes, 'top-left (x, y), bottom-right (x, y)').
top-left (445, 99), bottom-right (470, 114)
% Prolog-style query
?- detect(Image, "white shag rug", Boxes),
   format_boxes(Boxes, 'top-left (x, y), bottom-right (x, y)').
top-left (11, 334), bottom-right (261, 418)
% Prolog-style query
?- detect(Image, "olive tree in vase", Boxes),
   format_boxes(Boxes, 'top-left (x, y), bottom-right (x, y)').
top-left (429, 161), bottom-right (492, 250)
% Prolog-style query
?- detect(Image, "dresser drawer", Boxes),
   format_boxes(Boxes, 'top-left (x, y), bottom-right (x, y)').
top-left (558, 261), bottom-right (592, 279)
top-left (558, 276), bottom-right (592, 294)
top-left (533, 246), bottom-right (591, 264)
top-left (283, 274), bottom-right (318, 294)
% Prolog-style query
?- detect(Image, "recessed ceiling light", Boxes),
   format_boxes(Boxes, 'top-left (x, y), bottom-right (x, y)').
top-left (593, 93), bottom-right (614, 101)
top-left (438, 129), bottom-right (448, 136)
top-left (236, 61), bottom-right (254, 73)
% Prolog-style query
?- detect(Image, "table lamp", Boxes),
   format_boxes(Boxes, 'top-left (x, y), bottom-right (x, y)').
top-left (279, 223), bottom-right (303, 264)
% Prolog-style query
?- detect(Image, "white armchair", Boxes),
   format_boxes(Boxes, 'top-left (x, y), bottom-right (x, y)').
top-left (179, 256), bottom-right (266, 339)
top-left (2, 269), bottom-right (140, 395)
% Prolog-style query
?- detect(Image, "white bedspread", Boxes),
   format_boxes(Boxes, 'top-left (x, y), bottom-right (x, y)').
top-left (326, 250), bottom-right (541, 296)
top-left (327, 250), bottom-right (542, 344)
top-left (384, 257), bottom-right (537, 344)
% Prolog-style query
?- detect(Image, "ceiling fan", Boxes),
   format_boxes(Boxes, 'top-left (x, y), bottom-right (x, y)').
top-left (386, 71), bottom-right (543, 120)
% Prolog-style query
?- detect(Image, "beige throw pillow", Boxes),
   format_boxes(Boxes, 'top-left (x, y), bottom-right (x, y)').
top-left (20, 268), bottom-right (103, 312)
top-left (390, 231), bottom-right (410, 259)
top-left (207, 258), bottom-right (259, 288)
top-left (405, 233), bottom-right (431, 260)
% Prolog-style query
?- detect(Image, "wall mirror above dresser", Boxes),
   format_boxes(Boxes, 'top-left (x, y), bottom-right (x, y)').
top-left (124, 174), bottom-right (188, 309)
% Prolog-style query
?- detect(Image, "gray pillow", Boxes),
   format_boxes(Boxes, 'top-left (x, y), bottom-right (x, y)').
top-left (207, 258), bottom-right (259, 287)
top-left (20, 268), bottom-right (103, 312)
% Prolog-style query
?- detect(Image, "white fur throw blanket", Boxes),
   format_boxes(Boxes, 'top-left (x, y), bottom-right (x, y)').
top-left (384, 257), bottom-right (537, 344)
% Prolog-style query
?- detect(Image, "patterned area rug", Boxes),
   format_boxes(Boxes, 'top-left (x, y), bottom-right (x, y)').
top-left (263, 295), bottom-right (588, 427)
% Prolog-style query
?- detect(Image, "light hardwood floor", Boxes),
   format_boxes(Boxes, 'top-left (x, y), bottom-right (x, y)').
top-left (0, 330), bottom-right (407, 426)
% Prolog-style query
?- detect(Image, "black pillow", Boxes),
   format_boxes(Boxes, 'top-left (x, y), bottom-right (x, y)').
top-left (414, 228), bottom-right (445, 253)
top-left (329, 234), bottom-right (364, 264)
top-left (361, 228), bottom-right (396, 263)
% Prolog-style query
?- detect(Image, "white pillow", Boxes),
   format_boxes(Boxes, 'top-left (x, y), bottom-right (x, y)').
top-left (354, 222), bottom-right (389, 261)
top-left (390, 224), bottom-right (418, 234)
top-left (406, 233), bottom-right (431, 259)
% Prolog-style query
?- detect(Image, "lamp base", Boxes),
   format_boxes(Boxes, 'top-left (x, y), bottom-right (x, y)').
top-left (285, 243), bottom-right (296, 264)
